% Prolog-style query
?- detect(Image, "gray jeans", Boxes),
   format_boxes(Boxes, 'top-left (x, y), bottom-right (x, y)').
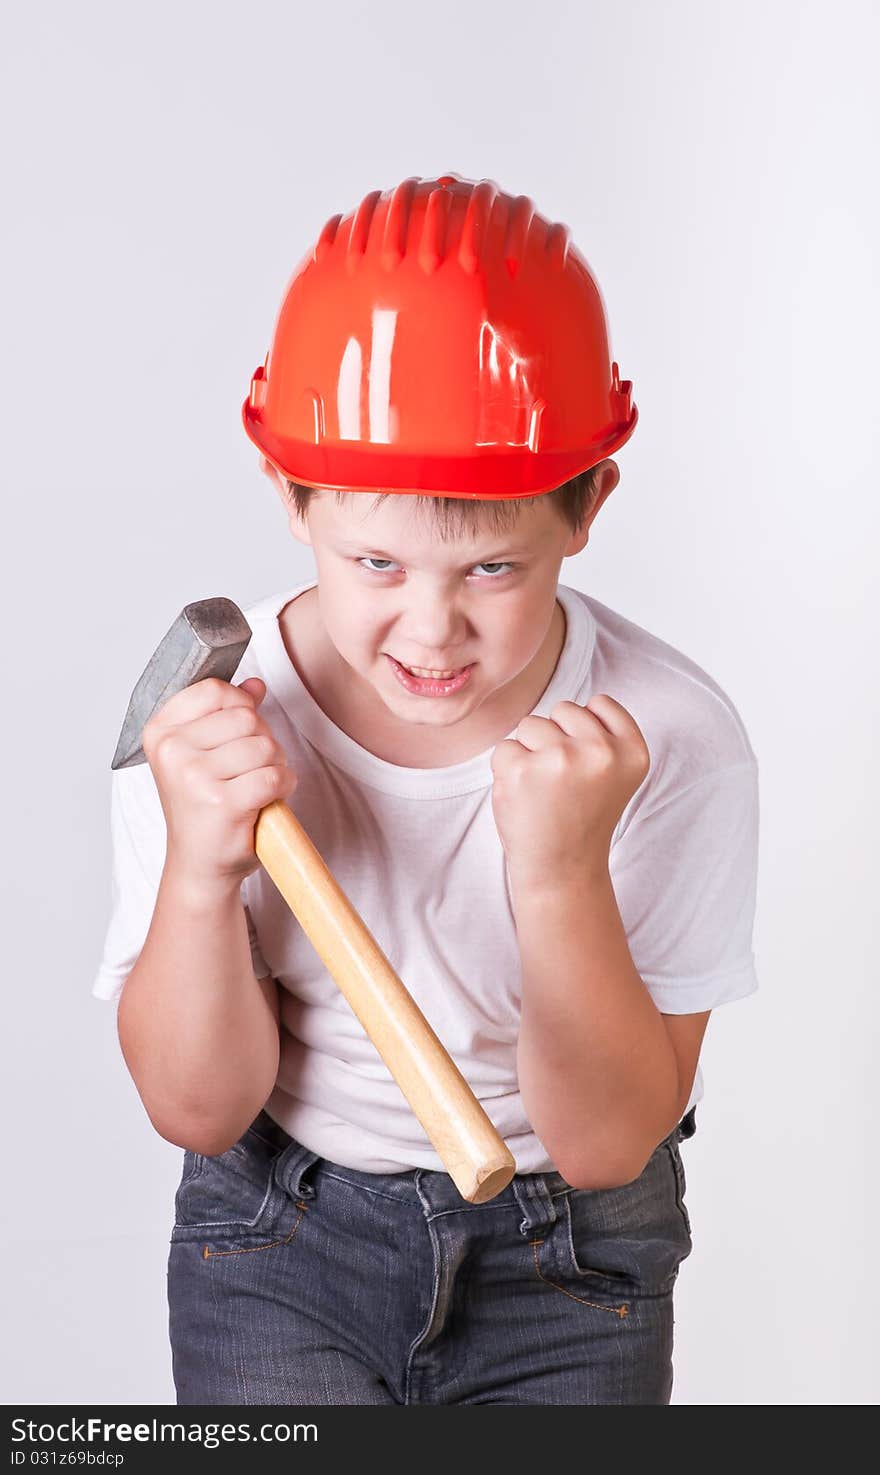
top-left (167, 1104), bottom-right (697, 1405)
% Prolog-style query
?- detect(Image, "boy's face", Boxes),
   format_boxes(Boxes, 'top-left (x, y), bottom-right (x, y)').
top-left (262, 460), bottom-right (617, 734)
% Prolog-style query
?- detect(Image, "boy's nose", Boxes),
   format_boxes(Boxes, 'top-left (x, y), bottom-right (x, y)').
top-left (401, 591), bottom-right (467, 645)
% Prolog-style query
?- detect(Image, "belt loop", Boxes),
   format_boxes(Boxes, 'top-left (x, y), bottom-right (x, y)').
top-left (511, 1174), bottom-right (559, 1235)
top-left (275, 1138), bottom-right (321, 1199)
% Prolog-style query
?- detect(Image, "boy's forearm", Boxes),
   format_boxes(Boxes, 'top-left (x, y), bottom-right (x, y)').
top-left (117, 860), bottom-right (280, 1154)
top-left (512, 864), bottom-right (680, 1188)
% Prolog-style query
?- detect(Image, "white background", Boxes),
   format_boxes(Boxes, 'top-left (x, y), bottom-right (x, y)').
top-left (2, 0), bottom-right (877, 1406)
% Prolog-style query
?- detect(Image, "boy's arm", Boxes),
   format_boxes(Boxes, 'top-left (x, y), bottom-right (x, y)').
top-left (117, 860), bottom-right (282, 1156)
top-left (513, 864), bottom-right (708, 1188)
top-left (494, 695), bottom-right (759, 1189)
top-left (108, 674), bottom-right (297, 1157)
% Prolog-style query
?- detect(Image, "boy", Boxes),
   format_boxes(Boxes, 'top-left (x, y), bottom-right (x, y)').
top-left (92, 172), bottom-right (760, 1406)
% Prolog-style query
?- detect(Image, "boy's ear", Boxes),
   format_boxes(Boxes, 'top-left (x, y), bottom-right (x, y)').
top-left (563, 459), bottom-right (620, 555)
top-left (259, 456), bottom-right (314, 547)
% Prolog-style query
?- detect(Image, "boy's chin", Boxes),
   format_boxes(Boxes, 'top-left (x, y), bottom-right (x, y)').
top-left (379, 689), bottom-right (476, 724)
top-left (374, 674), bottom-right (481, 725)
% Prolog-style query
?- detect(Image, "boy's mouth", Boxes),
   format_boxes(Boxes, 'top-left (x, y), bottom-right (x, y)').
top-left (396, 660), bottom-right (467, 678)
top-left (385, 654), bottom-right (475, 696)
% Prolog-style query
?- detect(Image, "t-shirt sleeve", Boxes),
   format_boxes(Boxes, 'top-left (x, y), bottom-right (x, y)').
top-left (90, 765), bottom-right (272, 1004)
top-left (608, 760), bottom-right (760, 1013)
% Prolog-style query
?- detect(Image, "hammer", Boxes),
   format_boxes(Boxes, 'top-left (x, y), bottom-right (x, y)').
top-left (111, 597), bottom-right (517, 1205)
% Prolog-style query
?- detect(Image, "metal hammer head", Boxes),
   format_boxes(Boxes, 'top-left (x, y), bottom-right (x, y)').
top-left (111, 597), bottom-right (253, 770)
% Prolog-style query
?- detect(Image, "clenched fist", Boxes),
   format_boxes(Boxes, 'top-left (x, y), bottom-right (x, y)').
top-left (490, 695), bottom-right (650, 887)
top-left (142, 676), bottom-right (298, 891)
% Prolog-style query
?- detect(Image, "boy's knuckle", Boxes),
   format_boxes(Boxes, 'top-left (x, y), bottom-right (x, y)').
top-left (550, 699), bottom-right (577, 720)
top-left (153, 729), bottom-right (180, 766)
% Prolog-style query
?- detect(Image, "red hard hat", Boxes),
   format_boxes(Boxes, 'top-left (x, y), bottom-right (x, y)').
top-left (242, 171), bottom-right (637, 500)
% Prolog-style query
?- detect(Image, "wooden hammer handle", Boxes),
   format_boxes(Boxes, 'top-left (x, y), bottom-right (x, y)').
top-left (253, 799), bottom-right (516, 1204)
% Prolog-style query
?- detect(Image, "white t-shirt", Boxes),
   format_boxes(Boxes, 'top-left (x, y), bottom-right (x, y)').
top-left (92, 579), bottom-right (760, 1174)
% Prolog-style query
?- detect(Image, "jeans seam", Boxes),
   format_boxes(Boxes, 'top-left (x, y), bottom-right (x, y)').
top-left (200, 1201), bottom-right (310, 1260)
top-left (663, 1141), bottom-right (692, 1237)
top-left (528, 1238), bottom-right (630, 1319)
top-left (405, 1176), bottom-right (444, 1407)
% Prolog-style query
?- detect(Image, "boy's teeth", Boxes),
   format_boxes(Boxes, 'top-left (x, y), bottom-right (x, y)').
top-left (405, 664), bottom-right (458, 678)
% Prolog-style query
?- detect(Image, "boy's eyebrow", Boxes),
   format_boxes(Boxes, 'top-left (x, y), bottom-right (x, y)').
top-left (335, 541), bottom-right (534, 563)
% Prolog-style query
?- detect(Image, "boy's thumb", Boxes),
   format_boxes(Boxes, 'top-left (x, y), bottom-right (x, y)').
top-left (238, 676), bottom-right (266, 704)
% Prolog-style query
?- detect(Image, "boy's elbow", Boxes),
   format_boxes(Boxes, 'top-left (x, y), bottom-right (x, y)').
top-left (553, 1143), bottom-right (649, 1192)
top-left (559, 1162), bottom-right (644, 1192)
top-left (148, 1110), bottom-right (250, 1158)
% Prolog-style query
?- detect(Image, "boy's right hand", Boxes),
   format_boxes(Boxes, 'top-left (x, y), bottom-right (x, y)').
top-left (142, 676), bottom-right (298, 890)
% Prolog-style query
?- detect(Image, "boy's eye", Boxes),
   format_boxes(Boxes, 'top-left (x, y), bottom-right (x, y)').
top-left (357, 557), bottom-right (515, 578)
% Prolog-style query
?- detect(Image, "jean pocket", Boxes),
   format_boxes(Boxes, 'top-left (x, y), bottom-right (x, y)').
top-left (171, 1120), bottom-right (292, 1248)
top-left (544, 1137), bottom-right (693, 1299)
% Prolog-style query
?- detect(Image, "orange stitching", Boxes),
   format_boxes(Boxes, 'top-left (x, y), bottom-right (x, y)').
top-left (202, 1200), bottom-right (309, 1260)
top-left (528, 1238), bottom-right (629, 1319)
